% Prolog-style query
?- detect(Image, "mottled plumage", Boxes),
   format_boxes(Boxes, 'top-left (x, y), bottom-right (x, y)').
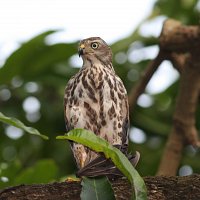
top-left (64, 37), bottom-right (139, 177)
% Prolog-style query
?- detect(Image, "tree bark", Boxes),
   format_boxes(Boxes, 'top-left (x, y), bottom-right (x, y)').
top-left (157, 19), bottom-right (200, 175)
top-left (127, 19), bottom-right (200, 176)
top-left (0, 174), bottom-right (200, 200)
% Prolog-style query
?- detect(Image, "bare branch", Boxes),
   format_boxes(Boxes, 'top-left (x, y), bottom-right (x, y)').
top-left (128, 50), bottom-right (166, 112)
top-left (157, 19), bottom-right (200, 176)
top-left (160, 19), bottom-right (200, 52)
top-left (1, 175), bottom-right (200, 200)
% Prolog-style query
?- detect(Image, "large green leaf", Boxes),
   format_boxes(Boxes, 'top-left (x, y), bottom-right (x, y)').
top-left (57, 129), bottom-right (147, 200)
top-left (0, 112), bottom-right (48, 140)
top-left (0, 30), bottom-right (77, 84)
top-left (80, 177), bottom-right (115, 200)
top-left (0, 30), bottom-right (56, 83)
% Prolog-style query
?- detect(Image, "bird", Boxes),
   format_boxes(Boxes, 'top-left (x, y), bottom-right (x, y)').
top-left (64, 37), bottom-right (139, 177)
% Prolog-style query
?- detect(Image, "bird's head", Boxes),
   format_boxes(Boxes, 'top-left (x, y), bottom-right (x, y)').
top-left (78, 37), bottom-right (112, 65)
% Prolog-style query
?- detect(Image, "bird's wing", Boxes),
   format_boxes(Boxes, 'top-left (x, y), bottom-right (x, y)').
top-left (116, 75), bottom-right (130, 145)
top-left (64, 76), bottom-right (75, 132)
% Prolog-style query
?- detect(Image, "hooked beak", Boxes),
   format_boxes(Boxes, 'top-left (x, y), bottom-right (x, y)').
top-left (78, 44), bottom-right (85, 57)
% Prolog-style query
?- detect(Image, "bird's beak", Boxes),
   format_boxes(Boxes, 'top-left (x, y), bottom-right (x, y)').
top-left (78, 44), bottom-right (85, 57)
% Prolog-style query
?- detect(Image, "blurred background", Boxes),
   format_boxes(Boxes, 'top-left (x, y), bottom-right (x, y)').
top-left (0, 0), bottom-right (200, 188)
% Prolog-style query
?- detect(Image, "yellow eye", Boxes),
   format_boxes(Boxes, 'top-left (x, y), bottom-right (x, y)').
top-left (91, 42), bottom-right (99, 49)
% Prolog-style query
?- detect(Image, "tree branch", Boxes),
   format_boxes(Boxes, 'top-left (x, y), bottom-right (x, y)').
top-left (128, 50), bottom-right (166, 112)
top-left (157, 19), bottom-right (200, 175)
top-left (128, 19), bottom-right (200, 112)
top-left (128, 19), bottom-right (200, 176)
top-left (159, 19), bottom-right (200, 52)
top-left (1, 175), bottom-right (200, 200)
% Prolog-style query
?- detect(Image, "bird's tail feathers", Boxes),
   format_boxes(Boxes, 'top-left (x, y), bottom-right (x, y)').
top-left (76, 147), bottom-right (140, 178)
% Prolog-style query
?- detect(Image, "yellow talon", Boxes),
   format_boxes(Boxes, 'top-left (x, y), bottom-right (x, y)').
top-left (65, 177), bottom-right (81, 182)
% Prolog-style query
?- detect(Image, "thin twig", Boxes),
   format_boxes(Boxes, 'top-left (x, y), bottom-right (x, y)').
top-left (128, 50), bottom-right (166, 112)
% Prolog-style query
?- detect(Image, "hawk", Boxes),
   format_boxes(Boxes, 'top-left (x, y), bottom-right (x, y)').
top-left (64, 37), bottom-right (139, 177)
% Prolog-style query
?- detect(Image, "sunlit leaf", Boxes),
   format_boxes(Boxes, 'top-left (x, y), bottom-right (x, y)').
top-left (80, 176), bottom-right (115, 200)
top-left (0, 112), bottom-right (48, 140)
top-left (57, 129), bottom-right (147, 200)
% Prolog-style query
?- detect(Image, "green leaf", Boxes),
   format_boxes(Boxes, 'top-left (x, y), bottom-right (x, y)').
top-left (80, 177), bottom-right (115, 200)
top-left (14, 159), bottom-right (58, 185)
top-left (0, 30), bottom-right (77, 84)
top-left (0, 30), bottom-right (57, 84)
top-left (0, 112), bottom-right (48, 140)
top-left (57, 129), bottom-right (147, 200)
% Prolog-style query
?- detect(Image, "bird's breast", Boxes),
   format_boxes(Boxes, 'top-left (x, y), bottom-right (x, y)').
top-left (67, 67), bottom-right (126, 144)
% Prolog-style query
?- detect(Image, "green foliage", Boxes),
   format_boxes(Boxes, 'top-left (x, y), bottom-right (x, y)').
top-left (57, 129), bottom-right (147, 199)
top-left (0, 29), bottom-right (77, 184)
top-left (14, 159), bottom-right (58, 185)
top-left (155, 0), bottom-right (199, 24)
top-left (0, 161), bottom-right (21, 188)
top-left (81, 177), bottom-right (115, 200)
top-left (0, 30), bottom-right (77, 84)
top-left (0, 159), bottom-right (58, 188)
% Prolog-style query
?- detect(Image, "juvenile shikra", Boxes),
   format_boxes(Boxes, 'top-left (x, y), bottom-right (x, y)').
top-left (64, 37), bottom-right (139, 177)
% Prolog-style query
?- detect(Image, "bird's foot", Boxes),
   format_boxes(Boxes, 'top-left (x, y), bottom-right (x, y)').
top-left (65, 176), bottom-right (81, 182)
